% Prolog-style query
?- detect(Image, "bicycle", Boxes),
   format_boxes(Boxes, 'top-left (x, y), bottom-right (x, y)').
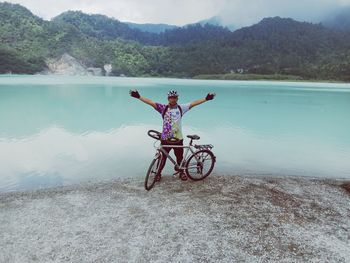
top-left (145, 130), bottom-right (216, 191)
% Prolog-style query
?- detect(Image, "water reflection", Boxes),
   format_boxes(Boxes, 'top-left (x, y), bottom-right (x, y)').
top-left (0, 124), bottom-right (155, 192)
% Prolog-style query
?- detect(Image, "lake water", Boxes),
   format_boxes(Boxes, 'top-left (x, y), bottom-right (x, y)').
top-left (1, 75), bottom-right (349, 192)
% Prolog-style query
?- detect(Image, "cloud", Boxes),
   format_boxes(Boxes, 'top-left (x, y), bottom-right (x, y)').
top-left (217, 0), bottom-right (350, 27)
top-left (7, 0), bottom-right (225, 25)
top-left (5, 0), bottom-right (350, 27)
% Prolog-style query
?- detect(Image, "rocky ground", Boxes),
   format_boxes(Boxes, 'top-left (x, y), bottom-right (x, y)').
top-left (1, 174), bottom-right (349, 262)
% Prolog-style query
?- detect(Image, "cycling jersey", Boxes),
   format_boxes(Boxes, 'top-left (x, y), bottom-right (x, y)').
top-left (155, 102), bottom-right (191, 140)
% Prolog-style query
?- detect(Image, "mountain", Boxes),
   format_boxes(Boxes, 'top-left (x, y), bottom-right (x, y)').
top-left (52, 11), bottom-right (156, 43)
top-left (124, 22), bottom-right (178, 33)
top-left (126, 16), bottom-right (236, 34)
top-left (0, 2), bottom-right (58, 73)
top-left (322, 7), bottom-right (350, 31)
top-left (229, 17), bottom-right (348, 58)
top-left (0, 2), bottom-right (46, 51)
top-left (166, 17), bottom-right (350, 79)
top-left (157, 23), bottom-right (232, 45)
top-left (226, 17), bottom-right (350, 78)
top-left (51, 11), bottom-right (232, 46)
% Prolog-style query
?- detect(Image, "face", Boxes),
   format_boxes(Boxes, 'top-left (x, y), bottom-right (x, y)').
top-left (168, 96), bottom-right (178, 106)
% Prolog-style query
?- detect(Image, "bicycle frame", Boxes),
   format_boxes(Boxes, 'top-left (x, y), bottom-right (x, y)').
top-left (154, 142), bottom-right (197, 171)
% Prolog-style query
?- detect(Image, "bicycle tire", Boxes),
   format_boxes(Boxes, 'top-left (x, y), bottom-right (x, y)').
top-left (185, 149), bottom-right (215, 181)
top-left (145, 152), bottom-right (162, 190)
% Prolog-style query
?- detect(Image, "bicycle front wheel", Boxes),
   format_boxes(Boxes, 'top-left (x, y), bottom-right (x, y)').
top-left (145, 152), bottom-right (162, 191)
top-left (185, 150), bottom-right (215, 181)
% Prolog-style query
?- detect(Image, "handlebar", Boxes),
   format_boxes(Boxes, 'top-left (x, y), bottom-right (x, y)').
top-left (148, 130), bottom-right (162, 140)
top-left (147, 130), bottom-right (203, 146)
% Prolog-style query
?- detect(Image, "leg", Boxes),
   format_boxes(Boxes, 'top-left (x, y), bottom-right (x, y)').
top-left (173, 140), bottom-right (187, 181)
top-left (157, 141), bottom-right (171, 176)
top-left (173, 140), bottom-right (184, 167)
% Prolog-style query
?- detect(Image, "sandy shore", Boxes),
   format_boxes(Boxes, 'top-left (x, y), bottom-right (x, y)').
top-left (1, 174), bottom-right (349, 263)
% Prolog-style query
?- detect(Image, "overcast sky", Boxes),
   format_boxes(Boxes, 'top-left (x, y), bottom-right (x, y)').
top-left (6, 0), bottom-right (350, 27)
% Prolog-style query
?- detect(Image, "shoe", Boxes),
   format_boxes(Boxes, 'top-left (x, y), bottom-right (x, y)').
top-left (155, 173), bottom-right (162, 182)
top-left (179, 172), bottom-right (188, 181)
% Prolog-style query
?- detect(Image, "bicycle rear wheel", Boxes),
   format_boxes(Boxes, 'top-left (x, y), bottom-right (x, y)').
top-left (185, 149), bottom-right (215, 181)
top-left (145, 152), bottom-right (162, 190)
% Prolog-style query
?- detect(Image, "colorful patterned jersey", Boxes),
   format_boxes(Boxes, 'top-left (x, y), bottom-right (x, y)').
top-left (155, 103), bottom-right (191, 140)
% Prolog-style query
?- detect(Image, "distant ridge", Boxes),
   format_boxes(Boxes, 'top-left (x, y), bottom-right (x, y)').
top-left (124, 22), bottom-right (178, 33)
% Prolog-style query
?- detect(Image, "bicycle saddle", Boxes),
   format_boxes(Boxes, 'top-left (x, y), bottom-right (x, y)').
top-left (187, 135), bottom-right (200, 140)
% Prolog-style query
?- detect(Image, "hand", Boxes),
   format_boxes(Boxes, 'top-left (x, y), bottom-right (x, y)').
top-left (129, 89), bottom-right (140, 99)
top-left (205, 93), bottom-right (216, 101)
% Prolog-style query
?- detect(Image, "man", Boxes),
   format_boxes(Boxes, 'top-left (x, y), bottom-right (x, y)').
top-left (129, 89), bottom-right (216, 181)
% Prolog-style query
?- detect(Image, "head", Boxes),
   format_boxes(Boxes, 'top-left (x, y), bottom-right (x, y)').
top-left (167, 90), bottom-right (178, 106)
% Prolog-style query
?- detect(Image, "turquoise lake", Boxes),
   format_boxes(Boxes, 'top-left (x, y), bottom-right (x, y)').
top-left (0, 75), bottom-right (349, 192)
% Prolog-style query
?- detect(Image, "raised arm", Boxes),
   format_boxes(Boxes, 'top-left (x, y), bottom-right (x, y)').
top-left (129, 89), bottom-right (156, 109)
top-left (189, 93), bottom-right (216, 109)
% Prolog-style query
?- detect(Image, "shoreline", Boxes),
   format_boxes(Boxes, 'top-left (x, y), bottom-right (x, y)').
top-left (1, 73), bottom-right (349, 84)
top-left (1, 173), bottom-right (350, 196)
top-left (192, 73), bottom-right (349, 84)
top-left (1, 174), bottom-right (349, 262)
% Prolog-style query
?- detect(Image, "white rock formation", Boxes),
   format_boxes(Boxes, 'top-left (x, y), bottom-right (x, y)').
top-left (43, 53), bottom-right (103, 76)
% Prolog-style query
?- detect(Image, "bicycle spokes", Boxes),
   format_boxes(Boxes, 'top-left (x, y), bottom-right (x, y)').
top-left (145, 154), bottom-right (162, 191)
top-left (185, 150), bottom-right (215, 181)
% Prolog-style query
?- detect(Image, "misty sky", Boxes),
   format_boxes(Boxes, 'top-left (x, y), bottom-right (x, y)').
top-left (5, 0), bottom-right (350, 27)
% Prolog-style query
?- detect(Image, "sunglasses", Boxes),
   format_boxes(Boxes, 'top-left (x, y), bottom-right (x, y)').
top-left (168, 96), bottom-right (178, 99)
